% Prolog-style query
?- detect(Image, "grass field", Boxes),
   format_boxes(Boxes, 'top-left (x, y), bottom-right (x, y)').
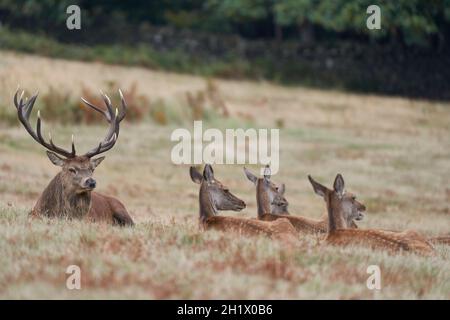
top-left (0, 50), bottom-right (449, 299)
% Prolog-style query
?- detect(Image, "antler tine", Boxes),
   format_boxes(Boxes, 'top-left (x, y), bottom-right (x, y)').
top-left (100, 91), bottom-right (114, 118)
top-left (36, 109), bottom-right (76, 157)
top-left (47, 132), bottom-right (76, 156)
top-left (80, 97), bottom-right (111, 121)
top-left (99, 92), bottom-right (118, 138)
top-left (118, 89), bottom-right (127, 121)
top-left (13, 90), bottom-right (20, 110)
top-left (24, 93), bottom-right (38, 119)
top-left (80, 91), bottom-right (116, 123)
top-left (71, 134), bottom-right (76, 155)
top-left (13, 88), bottom-right (76, 158)
top-left (96, 133), bottom-right (118, 154)
top-left (82, 90), bottom-right (126, 158)
top-left (14, 89), bottom-right (40, 141)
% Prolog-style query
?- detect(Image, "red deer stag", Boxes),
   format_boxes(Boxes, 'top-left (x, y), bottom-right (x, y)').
top-left (190, 165), bottom-right (298, 244)
top-left (308, 174), bottom-right (435, 256)
top-left (244, 166), bottom-right (361, 234)
top-left (14, 88), bottom-right (134, 226)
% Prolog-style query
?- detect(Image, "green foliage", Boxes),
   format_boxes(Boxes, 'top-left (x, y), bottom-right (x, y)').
top-left (275, 0), bottom-right (445, 45)
top-left (206, 0), bottom-right (272, 21)
top-left (0, 27), bottom-right (264, 82)
top-left (1, 0), bottom-right (448, 46)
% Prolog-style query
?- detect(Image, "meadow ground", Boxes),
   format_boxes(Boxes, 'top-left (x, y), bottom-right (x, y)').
top-left (0, 51), bottom-right (449, 299)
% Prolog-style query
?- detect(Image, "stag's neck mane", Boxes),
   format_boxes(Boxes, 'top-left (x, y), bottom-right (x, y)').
top-left (36, 172), bottom-right (92, 218)
top-left (199, 183), bottom-right (216, 223)
top-left (326, 192), bottom-right (347, 233)
top-left (256, 179), bottom-right (271, 218)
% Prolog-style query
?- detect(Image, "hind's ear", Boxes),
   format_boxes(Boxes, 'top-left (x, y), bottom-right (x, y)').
top-left (279, 183), bottom-right (286, 195)
top-left (46, 151), bottom-right (65, 167)
top-left (190, 166), bottom-right (203, 184)
top-left (263, 165), bottom-right (271, 181)
top-left (333, 174), bottom-right (345, 197)
top-left (244, 167), bottom-right (257, 185)
top-left (203, 164), bottom-right (214, 182)
top-left (308, 175), bottom-right (328, 198)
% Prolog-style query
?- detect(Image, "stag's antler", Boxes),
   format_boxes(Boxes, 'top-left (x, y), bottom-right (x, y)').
top-left (80, 90), bottom-right (126, 158)
top-left (14, 89), bottom-right (76, 158)
top-left (14, 88), bottom-right (127, 159)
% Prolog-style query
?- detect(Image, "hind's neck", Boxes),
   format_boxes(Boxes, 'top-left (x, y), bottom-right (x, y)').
top-left (326, 193), bottom-right (347, 232)
top-left (199, 183), bottom-right (216, 224)
top-left (256, 180), bottom-right (271, 218)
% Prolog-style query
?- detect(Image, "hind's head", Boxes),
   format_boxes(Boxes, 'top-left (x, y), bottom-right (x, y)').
top-left (190, 164), bottom-right (246, 213)
top-left (244, 166), bottom-right (289, 216)
top-left (308, 174), bottom-right (366, 229)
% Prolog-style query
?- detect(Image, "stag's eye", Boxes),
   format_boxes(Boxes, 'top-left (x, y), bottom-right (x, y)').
top-left (352, 196), bottom-right (356, 201)
top-left (68, 168), bottom-right (77, 175)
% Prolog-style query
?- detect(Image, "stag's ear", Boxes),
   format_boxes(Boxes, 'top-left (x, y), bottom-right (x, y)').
top-left (203, 164), bottom-right (214, 182)
top-left (308, 175), bottom-right (327, 198)
top-left (90, 156), bottom-right (105, 169)
top-left (46, 151), bottom-right (65, 167)
top-left (244, 167), bottom-right (257, 185)
top-left (333, 174), bottom-right (345, 197)
top-left (279, 183), bottom-right (286, 195)
top-left (190, 166), bottom-right (203, 184)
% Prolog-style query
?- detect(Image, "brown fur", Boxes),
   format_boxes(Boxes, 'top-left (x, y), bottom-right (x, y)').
top-left (202, 216), bottom-right (298, 245)
top-left (259, 212), bottom-right (329, 234)
top-left (325, 229), bottom-right (435, 255)
top-left (30, 156), bottom-right (134, 226)
top-left (428, 235), bottom-right (450, 245)
top-left (191, 165), bottom-right (298, 246)
top-left (251, 175), bottom-right (358, 234)
top-left (88, 192), bottom-right (134, 226)
top-left (16, 89), bottom-right (133, 226)
top-left (309, 174), bottom-right (435, 256)
top-left (31, 172), bottom-right (90, 219)
top-left (377, 227), bottom-right (450, 246)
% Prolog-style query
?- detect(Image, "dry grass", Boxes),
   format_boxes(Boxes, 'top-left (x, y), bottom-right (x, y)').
top-left (0, 50), bottom-right (449, 299)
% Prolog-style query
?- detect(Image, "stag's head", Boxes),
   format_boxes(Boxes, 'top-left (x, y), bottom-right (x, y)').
top-left (14, 89), bottom-right (127, 194)
top-left (308, 174), bottom-right (366, 228)
top-left (190, 164), bottom-right (246, 212)
top-left (244, 166), bottom-right (289, 215)
top-left (46, 153), bottom-right (105, 194)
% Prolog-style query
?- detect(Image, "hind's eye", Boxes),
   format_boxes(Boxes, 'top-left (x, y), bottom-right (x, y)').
top-left (352, 196), bottom-right (356, 201)
top-left (69, 168), bottom-right (77, 174)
